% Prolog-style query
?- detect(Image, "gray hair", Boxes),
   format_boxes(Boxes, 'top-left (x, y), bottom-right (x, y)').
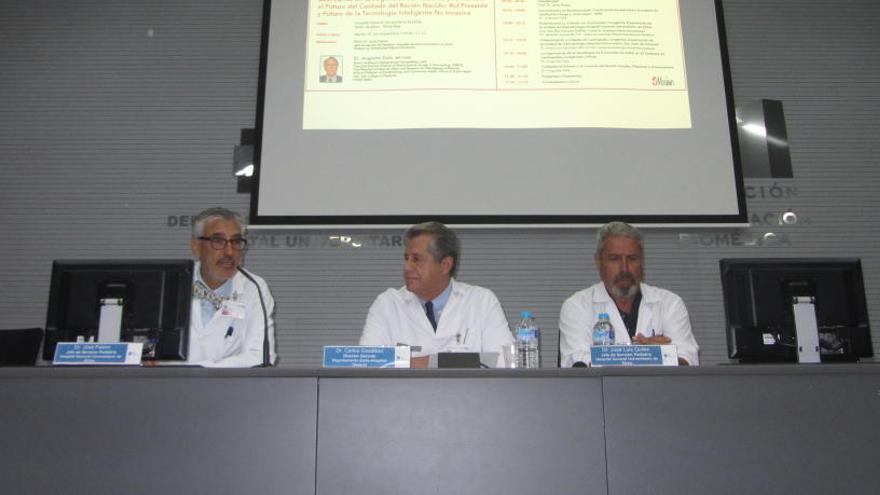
top-left (595, 221), bottom-right (643, 256)
top-left (405, 221), bottom-right (461, 277)
top-left (192, 207), bottom-right (246, 238)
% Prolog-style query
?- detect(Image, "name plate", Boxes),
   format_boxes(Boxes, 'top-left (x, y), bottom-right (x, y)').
top-left (590, 345), bottom-right (678, 367)
top-left (323, 346), bottom-right (411, 368)
top-left (53, 342), bottom-right (143, 366)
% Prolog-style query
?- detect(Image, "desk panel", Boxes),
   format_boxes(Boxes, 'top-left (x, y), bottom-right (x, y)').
top-left (0, 372), bottom-right (318, 495)
top-left (316, 376), bottom-right (606, 495)
top-left (603, 372), bottom-right (880, 494)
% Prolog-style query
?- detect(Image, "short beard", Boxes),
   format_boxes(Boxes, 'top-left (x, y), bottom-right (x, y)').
top-left (607, 272), bottom-right (640, 300)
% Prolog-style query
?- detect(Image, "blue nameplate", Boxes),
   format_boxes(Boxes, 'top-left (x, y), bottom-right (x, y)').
top-left (323, 346), bottom-right (410, 368)
top-left (590, 345), bottom-right (678, 367)
top-left (53, 342), bottom-right (144, 366)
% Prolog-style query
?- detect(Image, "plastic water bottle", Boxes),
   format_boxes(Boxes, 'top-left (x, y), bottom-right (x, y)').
top-left (592, 312), bottom-right (615, 346)
top-left (515, 311), bottom-right (541, 368)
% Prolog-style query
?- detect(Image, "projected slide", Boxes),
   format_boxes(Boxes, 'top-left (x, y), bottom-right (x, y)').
top-left (254, 0), bottom-right (744, 225)
top-left (302, 0), bottom-right (691, 129)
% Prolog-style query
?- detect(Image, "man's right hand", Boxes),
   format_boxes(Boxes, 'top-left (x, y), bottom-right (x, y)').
top-left (410, 355), bottom-right (430, 368)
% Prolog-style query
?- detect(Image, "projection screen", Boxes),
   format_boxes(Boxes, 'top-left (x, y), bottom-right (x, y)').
top-left (251, 0), bottom-right (745, 226)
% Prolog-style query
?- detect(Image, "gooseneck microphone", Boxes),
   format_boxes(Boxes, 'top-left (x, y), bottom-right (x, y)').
top-left (237, 266), bottom-right (271, 367)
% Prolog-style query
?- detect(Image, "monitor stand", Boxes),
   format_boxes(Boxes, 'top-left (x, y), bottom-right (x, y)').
top-left (791, 296), bottom-right (820, 363)
top-left (97, 298), bottom-right (124, 343)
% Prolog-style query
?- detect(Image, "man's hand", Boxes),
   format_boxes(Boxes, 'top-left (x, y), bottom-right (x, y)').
top-left (632, 333), bottom-right (672, 345)
top-left (632, 333), bottom-right (690, 365)
top-left (410, 355), bottom-right (430, 369)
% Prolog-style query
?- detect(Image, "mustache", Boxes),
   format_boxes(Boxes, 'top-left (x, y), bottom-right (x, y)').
top-left (613, 272), bottom-right (637, 284)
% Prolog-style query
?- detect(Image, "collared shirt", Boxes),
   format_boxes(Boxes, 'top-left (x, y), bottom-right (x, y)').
top-left (616, 291), bottom-right (643, 338)
top-left (359, 279), bottom-right (514, 361)
top-left (196, 271), bottom-right (234, 325)
top-left (420, 281), bottom-right (454, 325)
top-left (558, 281), bottom-right (700, 367)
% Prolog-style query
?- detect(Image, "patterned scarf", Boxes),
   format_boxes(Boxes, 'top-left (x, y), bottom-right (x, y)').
top-left (192, 280), bottom-right (228, 310)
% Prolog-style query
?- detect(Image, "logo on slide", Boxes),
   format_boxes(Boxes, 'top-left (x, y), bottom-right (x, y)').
top-left (651, 76), bottom-right (675, 87)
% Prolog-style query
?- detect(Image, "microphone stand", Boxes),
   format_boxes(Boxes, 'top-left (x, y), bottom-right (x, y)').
top-left (237, 266), bottom-right (271, 367)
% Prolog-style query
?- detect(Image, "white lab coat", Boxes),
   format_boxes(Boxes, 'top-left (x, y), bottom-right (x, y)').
top-left (360, 279), bottom-right (513, 362)
top-left (559, 282), bottom-right (699, 367)
top-left (188, 263), bottom-right (277, 367)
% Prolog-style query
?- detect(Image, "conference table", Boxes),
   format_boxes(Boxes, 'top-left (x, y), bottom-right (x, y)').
top-left (1, 365), bottom-right (878, 494)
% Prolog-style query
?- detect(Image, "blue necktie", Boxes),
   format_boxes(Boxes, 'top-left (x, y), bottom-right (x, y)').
top-left (425, 301), bottom-right (437, 331)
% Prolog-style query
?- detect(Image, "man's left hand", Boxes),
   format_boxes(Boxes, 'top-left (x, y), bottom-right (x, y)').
top-left (633, 333), bottom-right (690, 365)
top-left (632, 333), bottom-right (672, 345)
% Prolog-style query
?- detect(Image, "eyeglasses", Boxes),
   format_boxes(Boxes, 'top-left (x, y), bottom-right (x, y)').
top-left (198, 236), bottom-right (248, 251)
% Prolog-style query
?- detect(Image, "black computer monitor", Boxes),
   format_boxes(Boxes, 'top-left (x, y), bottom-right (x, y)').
top-left (44, 259), bottom-right (193, 361)
top-left (720, 258), bottom-right (873, 363)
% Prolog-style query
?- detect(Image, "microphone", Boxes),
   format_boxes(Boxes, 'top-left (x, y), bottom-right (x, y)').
top-left (237, 266), bottom-right (271, 367)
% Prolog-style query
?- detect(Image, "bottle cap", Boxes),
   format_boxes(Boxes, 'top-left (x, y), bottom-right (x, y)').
top-left (520, 310), bottom-right (533, 318)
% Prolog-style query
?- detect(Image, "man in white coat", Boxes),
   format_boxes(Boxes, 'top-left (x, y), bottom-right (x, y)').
top-left (559, 221), bottom-right (699, 367)
top-left (187, 207), bottom-right (276, 367)
top-left (360, 222), bottom-right (513, 367)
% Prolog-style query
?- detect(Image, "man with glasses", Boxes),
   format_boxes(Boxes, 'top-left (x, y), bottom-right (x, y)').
top-left (188, 207), bottom-right (276, 367)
